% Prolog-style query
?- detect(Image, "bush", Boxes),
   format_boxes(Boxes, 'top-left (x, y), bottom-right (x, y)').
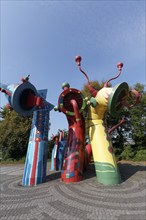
top-left (113, 146), bottom-right (123, 161)
top-left (121, 145), bottom-right (135, 160)
top-left (133, 150), bottom-right (146, 161)
top-left (1, 157), bottom-right (26, 164)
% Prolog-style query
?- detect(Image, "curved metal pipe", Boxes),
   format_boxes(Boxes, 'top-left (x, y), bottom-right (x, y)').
top-left (121, 89), bottom-right (141, 109)
top-left (75, 56), bottom-right (98, 97)
top-left (70, 99), bottom-right (82, 126)
top-left (108, 117), bottom-right (126, 134)
top-left (104, 63), bottom-right (124, 88)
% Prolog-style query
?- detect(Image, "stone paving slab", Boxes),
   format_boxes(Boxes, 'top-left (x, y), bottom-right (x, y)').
top-left (0, 162), bottom-right (146, 220)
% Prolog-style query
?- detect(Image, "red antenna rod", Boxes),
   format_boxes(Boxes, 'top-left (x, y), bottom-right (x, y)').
top-left (104, 62), bottom-right (123, 87)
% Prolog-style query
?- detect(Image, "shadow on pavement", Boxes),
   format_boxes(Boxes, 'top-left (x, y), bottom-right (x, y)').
top-left (45, 162), bottom-right (146, 183)
top-left (83, 163), bottom-right (96, 180)
top-left (46, 171), bottom-right (61, 182)
top-left (118, 162), bottom-right (146, 182)
top-left (83, 162), bottom-right (146, 182)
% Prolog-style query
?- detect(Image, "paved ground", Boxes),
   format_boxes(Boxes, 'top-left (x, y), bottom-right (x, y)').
top-left (0, 161), bottom-right (146, 220)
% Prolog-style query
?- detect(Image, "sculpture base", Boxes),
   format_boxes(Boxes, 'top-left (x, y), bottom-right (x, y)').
top-left (61, 170), bottom-right (83, 183)
top-left (95, 161), bottom-right (121, 186)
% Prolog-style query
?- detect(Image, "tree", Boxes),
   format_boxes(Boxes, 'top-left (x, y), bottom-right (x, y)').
top-left (129, 83), bottom-right (146, 150)
top-left (0, 107), bottom-right (32, 160)
top-left (0, 106), bottom-right (68, 161)
top-left (81, 80), bottom-right (107, 98)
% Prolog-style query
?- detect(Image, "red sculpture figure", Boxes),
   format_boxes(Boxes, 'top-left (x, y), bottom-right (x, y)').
top-left (55, 83), bottom-right (87, 183)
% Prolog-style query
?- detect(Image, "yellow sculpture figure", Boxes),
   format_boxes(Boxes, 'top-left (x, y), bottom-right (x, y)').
top-left (86, 86), bottom-right (122, 185)
top-left (75, 55), bottom-right (140, 186)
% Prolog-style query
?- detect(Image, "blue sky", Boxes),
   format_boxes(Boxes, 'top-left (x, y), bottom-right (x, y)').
top-left (0, 0), bottom-right (145, 137)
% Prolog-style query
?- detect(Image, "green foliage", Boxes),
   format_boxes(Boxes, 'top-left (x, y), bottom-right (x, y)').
top-left (0, 107), bottom-right (32, 160)
top-left (1, 156), bottom-right (26, 164)
top-left (133, 150), bottom-right (146, 161)
top-left (81, 80), bottom-right (108, 98)
top-left (111, 83), bottom-right (146, 160)
top-left (129, 83), bottom-right (146, 150)
top-left (121, 144), bottom-right (135, 160)
top-left (48, 138), bottom-right (54, 159)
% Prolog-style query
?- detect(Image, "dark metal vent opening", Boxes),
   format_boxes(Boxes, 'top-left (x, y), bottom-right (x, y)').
top-left (19, 89), bottom-right (35, 110)
top-left (63, 92), bottom-right (83, 112)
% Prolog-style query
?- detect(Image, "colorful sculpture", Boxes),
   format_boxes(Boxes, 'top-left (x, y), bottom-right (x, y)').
top-left (50, 130), bottom-right (66, 171)
top-left (0, 76), bottom-right (54, 186)
top-left (54, 83), bottom-right (87, 183)
top-left (0, 57), bottom-right (141, 187)
top-left (22, 104), bottom-right (53, 186)
top-left (75, 55), bottom-right (141, 185)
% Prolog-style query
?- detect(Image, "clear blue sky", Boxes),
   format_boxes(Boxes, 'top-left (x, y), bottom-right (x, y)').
top-left (0, 0), bottom-right (145, 137)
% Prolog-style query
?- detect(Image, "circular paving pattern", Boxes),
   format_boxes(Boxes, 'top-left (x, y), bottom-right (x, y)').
top-left (0, 162), bottom-right (146, 220)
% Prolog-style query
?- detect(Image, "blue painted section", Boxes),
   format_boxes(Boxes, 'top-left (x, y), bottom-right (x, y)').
top-left (0, 83), bottom-right (18, 106)
top-left (50, 144), bottom-right (57, 171)
top-left (69, 171), bottom-right (75, 178)
top-left (56, 140), bottom-right (66, 170)
top-left (26, 165), bottom-right (31, 186)
top-left (50, 139), bottom-right (66, 171)
top-left (36, 141), bottom-right (48, 184)
top-left (37, 89), bottom-right (47, 99)
top-left (0, 83), bottom-right (8, 89)
top-left (22, 140), bottom-right (35, 185)
top-left (0, 83), bottom-right (18, 94)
